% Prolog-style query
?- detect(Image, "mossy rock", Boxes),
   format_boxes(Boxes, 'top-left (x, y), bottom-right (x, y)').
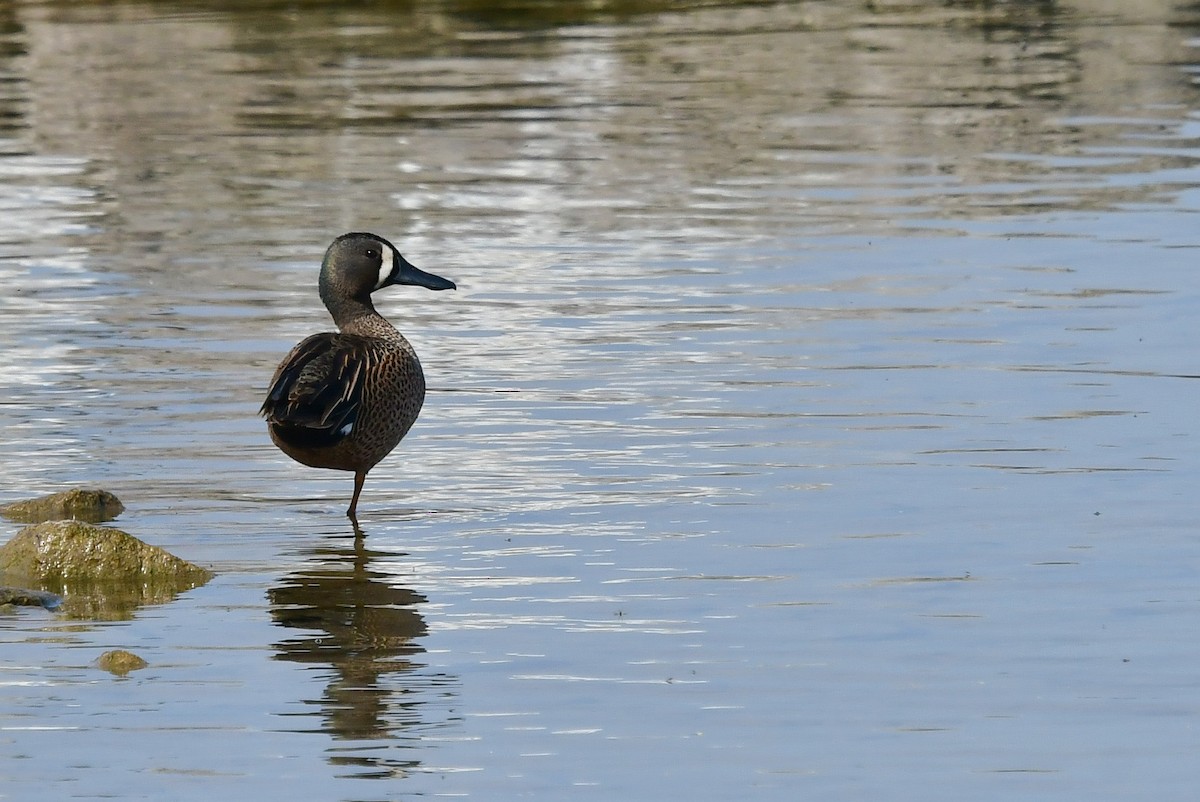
top-left (0, 520), bottom-right (212, 620)
top-left (1, 488), bottom-right (125, 524)
top-left (96, 649), bottom-right (149, 676)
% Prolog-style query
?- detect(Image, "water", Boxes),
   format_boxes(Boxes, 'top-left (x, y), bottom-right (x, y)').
top-left (2, 1), bottom-right (1200, 799)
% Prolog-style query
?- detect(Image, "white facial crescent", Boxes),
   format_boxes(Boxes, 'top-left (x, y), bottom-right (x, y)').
top-left (374, 242), bottom-right (397, 290)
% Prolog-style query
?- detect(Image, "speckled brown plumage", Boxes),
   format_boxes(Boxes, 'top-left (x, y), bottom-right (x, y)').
top-left (261, 232), bottom-right (455, 518)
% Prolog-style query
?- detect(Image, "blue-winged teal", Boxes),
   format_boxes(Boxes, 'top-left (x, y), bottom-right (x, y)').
top-left (261, 232), bottom-right (455, 517)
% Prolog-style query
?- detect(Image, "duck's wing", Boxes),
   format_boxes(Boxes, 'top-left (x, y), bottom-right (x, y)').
top-left (261, 332), bottom-right (373, 448)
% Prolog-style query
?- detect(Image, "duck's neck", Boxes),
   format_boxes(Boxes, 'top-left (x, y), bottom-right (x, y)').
top-left (324, 295), bottom-right (400, 338)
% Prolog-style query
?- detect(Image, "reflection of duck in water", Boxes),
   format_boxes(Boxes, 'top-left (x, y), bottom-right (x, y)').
top-left (261, 233), bottom-right (455, 518)
top-left (270, 535), bottom-right (429, 745)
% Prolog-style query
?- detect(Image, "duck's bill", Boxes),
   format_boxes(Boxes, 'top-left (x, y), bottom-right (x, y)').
top-left (395, 257), bottom-right (456, 291)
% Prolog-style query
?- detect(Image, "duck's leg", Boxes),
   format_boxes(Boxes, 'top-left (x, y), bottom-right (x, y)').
top-left (347, 470), bottom-right (366, 518)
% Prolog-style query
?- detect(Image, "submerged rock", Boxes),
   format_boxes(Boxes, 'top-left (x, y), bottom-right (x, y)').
top-left (0, 586), bottom-right (62, 610)
top-left (0, 520), bottom-right (212, 620)
top-left (96, 649), bottom-right (149, 676)
top-left (1, 488), bottom-right (125, 524)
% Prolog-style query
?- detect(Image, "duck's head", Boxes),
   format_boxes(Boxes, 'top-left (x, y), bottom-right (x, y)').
top-left (319, 232), bottom-right (456, 307)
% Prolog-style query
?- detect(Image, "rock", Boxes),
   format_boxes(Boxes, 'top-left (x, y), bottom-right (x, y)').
top-left (0, 520), bottom-right (212, 620)
top-left (96, 649), bottom-right (148, 676)
top-left (0, 586), bottom-right (62, 609)
top-left (1, 488), bottom-right (125, 524)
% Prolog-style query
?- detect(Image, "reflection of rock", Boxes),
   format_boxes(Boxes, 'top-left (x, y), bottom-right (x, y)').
top-left (95, 649), bottom-right (148, 676)
top-left (1, 488), bottom-right (125, 523)
top-left (0, 520), bottom-right (212, 620)
top-left (270, 537), bottom-right (428, 747)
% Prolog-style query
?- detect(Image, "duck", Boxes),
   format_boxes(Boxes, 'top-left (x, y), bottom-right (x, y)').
top-left (261, 232), bottom-right (455, 518)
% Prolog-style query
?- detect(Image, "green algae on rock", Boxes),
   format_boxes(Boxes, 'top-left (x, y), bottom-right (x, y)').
top-left (0, 520), bottom-right (212, 620)
top-left (1, 488), bottom-right (126, 524)
top-left (96, 649), bottom-right (149, 676)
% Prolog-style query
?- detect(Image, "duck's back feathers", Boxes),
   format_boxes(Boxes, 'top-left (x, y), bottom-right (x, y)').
top-left (261, 332), bottom-right (373, 450)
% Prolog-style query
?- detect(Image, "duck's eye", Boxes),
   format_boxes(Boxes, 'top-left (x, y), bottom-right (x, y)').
top-left (365, 248), bottom-right (379, 260)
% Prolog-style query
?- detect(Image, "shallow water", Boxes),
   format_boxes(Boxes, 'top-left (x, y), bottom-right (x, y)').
top-left (2, 0), bottom-right (1200, 799)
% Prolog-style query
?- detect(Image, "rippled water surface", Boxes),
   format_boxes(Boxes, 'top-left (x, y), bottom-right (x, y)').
top-left (2, 1), bottom-right (1200, 799)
